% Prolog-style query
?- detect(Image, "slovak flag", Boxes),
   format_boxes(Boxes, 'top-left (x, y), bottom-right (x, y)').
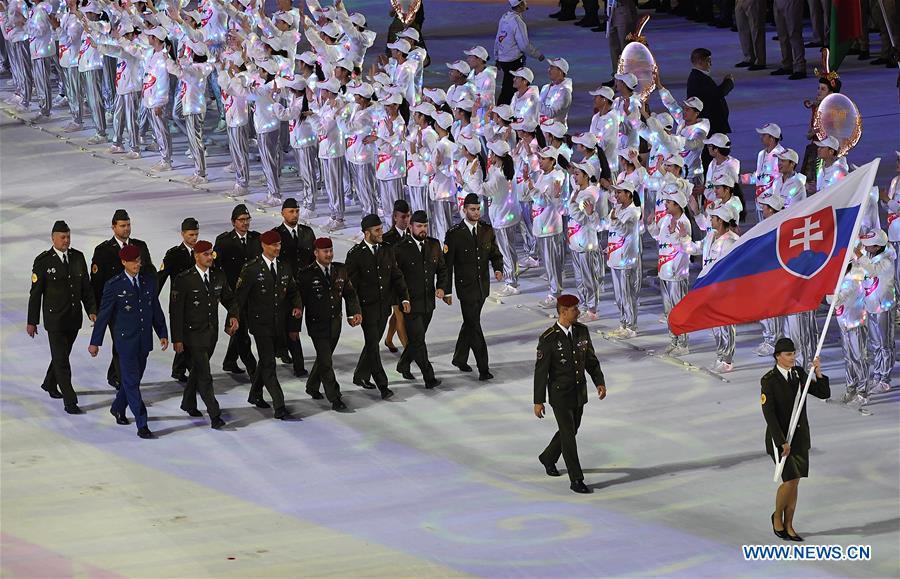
top-left (668, 159), bottom-right (880, 335)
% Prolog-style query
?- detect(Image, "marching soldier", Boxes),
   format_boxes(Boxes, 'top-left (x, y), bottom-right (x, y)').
top-left (761, 338), bottom-right (830, 541)
top-left (26, 220), bottom-right (97, 414)
top-left (298, 237), bottom-right (363, 411)
top-left (382, 199), bottom-right (412, 354)
top-left (214, 204), bottom-right (261, 376)
top-left (394, 211), bottom-right (449, 389)
top-left (533, 295), bottom-right (607, 494)
top-left (276, 198), bottom-right (316, 378)
top-left (443, 193), bottom-right (504, 381)
top-left (89, 245), bottom-right (169, 440)
top-left (157, 217), bottom-right (200, 383)
top-left (90, 209), bottom-right (155, 389)
top-left (234, 230), bottom-right (302, 420)
top-left (169, 240), bottom-right (239, 429)
top-left (345, 214), bottom-right (411, 400)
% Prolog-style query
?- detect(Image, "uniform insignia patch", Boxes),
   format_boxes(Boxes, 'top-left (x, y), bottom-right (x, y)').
top-left (31, 273), bottom-right (38, 283)
top-left (212, 251), bottom-right (217, 259)
top-left (536, 350), bottom-right (543, 360)
top-left (236, 278), bottom-right (242, 289)
top-left (760, 394), bottom-right (767, 405)
top-left (443, 244), bottom-right (449, 254)
top-left (160, 263), bottom-right (165, 270)
top-left (91, 263), bottom-right (98, 274)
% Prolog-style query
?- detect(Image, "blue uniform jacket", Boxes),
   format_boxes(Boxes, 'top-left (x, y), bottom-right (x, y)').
top-left (90, 271), bottom-right (168, 356)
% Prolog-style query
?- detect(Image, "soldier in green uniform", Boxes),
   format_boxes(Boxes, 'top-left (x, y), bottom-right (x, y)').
top-left (534, 294), bottom-right (607, 494)
top-left (276, 198), bottom-right (316, 378)
top-left (157, 217), bottom-right (200, 383)
top-left (234, 229), bottom-right (302, 419)
top-left (169, 240), bottom-right (239, 429)
top-left (26, 220), bottom-right (97, 414)
top-left (761, 337), bottom-right (830, 542)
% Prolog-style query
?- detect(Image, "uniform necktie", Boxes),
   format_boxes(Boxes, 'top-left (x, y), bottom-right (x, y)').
top-left (292, 228), bottom-right (298, 243)
top-left (269, 261), bottom-right (277, 283)
top-left (203, 272), bottom-right (210, 292)
top-left (62, 252), bottom-right (68, 266)
top-left (240, 237), bottom-right (247, 249)
top-left (373, 243), bottom-right (380, 258)
top-left (325, 266), bottom-right (332, 286)
top-left (471, 224), bottom-right (477, 240)
top-left (132, 276), bottom-right (139, 291)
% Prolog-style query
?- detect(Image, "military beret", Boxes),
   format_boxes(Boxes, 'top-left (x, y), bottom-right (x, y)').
top-left (193, 240), bottom-right (213, 253)
top-left (282, 197), bottom-right (299, 210)
top-left (773, 337), bottom-right (796, 356)
top-left (181, 217), bottom-right (199, 231)
top-left (112, 209), bottom-right (130, 223)
top-left (361, 213), bottom-right (382, 231)
top-left (557, 294), bottom-right (579, 307)
top-left (463, 193), bottom-right (480, 206)
top-left (314, 237), bottom-right (333, 249)
top-left (119, 244), bottom-right (141, 262)
top-left (52, 220), bottom-right (70, 233)
top-left (260, 230), bottom-right (281, 245)
top-left (411, 210), bottom-right (428, 224)
top-left (231, 204), bottom-right (250, 221)
top-left (393, 199), bottom-right (411, 213)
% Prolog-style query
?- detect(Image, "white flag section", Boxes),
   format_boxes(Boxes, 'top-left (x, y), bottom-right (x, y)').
top-left (772, 159), bottom-right (880, 483)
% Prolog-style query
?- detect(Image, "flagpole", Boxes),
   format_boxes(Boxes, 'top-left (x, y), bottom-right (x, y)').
top-left (773, 159), bottom-right (880, 482)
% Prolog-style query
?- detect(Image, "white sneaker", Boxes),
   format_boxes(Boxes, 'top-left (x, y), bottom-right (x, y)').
top-left (495, 284), bottom-right (520, 298)
top-left (754, 342), bottom-right (775, 357)
top-left (214, 119), bottom-right (227, 133)
top-left (86, 134), bottom-right (107, 145)
top-left (325, 219), bottom-right (345, 232)
top-left (248, 138), bottom-right (258, 148)
top-left (518, 256), bottom-right (540, 269)
top-left (713, 360), bottom-right (734, 373)
top-left (851, 392), bottom-right (870, 407)
top-left (226, 185), bottom-right (248, 199)
top-left (107, 144), bottom-right (125, 154)
top-left (149, 160), bottom-right (172, 172)
top-left (259, 194), bottom-right (282, 208)
top-left (187, 174), bottom-right (208, 185)
top-left (666, 344), bottom-right (690, 357)
top-left (617, 327), bottom-right (637, 339)
top-left (870, 381), bottom-right (891, 394)
top-left (144, 141), bottom-right (159, 152)
top-left (123, 151), bottom-right (140, 160)
top-left (62, 121), bottom-right (83, 132)
top-left (223, 163), bottom-right (236, 173)
top-left (538, 296), bottom-right (557, 309)
top-left (657, 313), bottom-right (668, 325)
top-left (840, 390), bottom-right (858, 404)
top-left (52, 95), bottom-right (67, 107)
top-left (578, 310), bottom-right (600, 323)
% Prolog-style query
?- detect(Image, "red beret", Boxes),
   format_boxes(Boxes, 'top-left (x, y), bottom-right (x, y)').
top-left (119, 244), bottom-right (141, 262)
top-left (260, 230), bottom-right (281, 245)
top-left (193, 240), bottom-right (213, 254)
top-left (314, 237), bottom-right (333, 249)
top-left (557, 294), bottom-right (579, 307)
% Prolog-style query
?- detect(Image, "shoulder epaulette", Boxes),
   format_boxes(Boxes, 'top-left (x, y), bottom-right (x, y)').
top-left (540, 325), bottom-right (557, 339)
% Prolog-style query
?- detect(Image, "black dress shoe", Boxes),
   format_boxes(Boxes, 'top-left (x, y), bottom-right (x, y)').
top-left (41, 384), bottom-right (64, 399)
top-left (478, 371), bottom-right (494, 381)
top-left (575, 17), bottom-right (600, 26)
top-left (210, 416), bottom-right (226, 429)
top-left (734, 61), bottom-right (752, 67)
top-left (273, 406), bottom-right (289, 419)
top-left (137, 427), bottom-right (155, 439)
top-left (172, 372), bottom-right (188, 383)
top-left (453, 362), bottom-right (473, 373)
top-left (332, 399), bottom-right (348, 411)
top-left (857, 50), bottom-right (871, 60)
top-left (570, 480), bottom-right (592, 494)
top-left (804, 41), bottom-right (822, 48)
top-left (110, 408), bottom-right (130, 425)
top-left (772, 513), bottom-right (789, 540)
top-left (294, 368), bottom-right (309, 378)
top-left (354, 378), bottom-right (377, 389)
top-left (541, 458), bottom-right (561, 477)
top-left (380, 387), bottom-right (395, 400)
top-left (385, 344), bottom-right (399, 353)
top-left (788, 72), bottom-right (807, 80)
top-left (770, 68), bottom-right (792, 75)
top-left (557, 13), bottom-right (576, 20)
top-left (548, 9), bottom-right (564, 17)
top-left (107, 378), bottom-right (120, 390)
top-left (222, 363), bottom-right (245, 374)
top-left (590, 23), bottom-right (607, 32)
top-left (65, 404), bottom-right (85, 415)
top-left (307, 390), bottom-right (324, 400)
top-left (747, 64), bottom-right (767, 71)
top-left (279, 354), bottom-right (293, 365)
top-left (182, 408), bottom-right (203, 417)
top-left (424, 379), bottom-right (442, 389)
top-left (870, 57), bottom-right (889, 65)
top-left (400, 370), bottom-right (415, 380)
top-left (786, 532), bottom-right (804, 542)
top-left (248, 397), bottom-right (271, 409)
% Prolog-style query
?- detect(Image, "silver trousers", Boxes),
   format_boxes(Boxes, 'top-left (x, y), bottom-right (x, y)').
top-left (785, 310), bottom-right (817, 369)
top-left (81, 69), bottom-right (106, 137)
top-left (349, 162), bottom-right (377, 216)
top-left (10, 41), bottom-right (32, 103)
top-left (227, 125), bottom-right (250, 188)
top-left (101, 55), bottom-right (115, 110)
top-left (295, 147), bottom-right (320, 209)
top-left (322, 157), bottom-right (346, 221)
top-left (185, 113), bottom-right (206, 177)
top-left (867, 310), bottom-right (895, 384)
top-left (760, 316), bottom-right (785, 346)
top-left (62, 66), bottom-right (83, 125)
top-left (112, 91), bottom-right (140, 152)
top-left (431, 200), bottom-right (453, 243)
top-left (596, 231), bottom-right (608, 293)
top-left (257, 130), bottom-right (281, 198)
top-left (149, 107), bottom-right (172, 163)
top-left (711, 325), bottom-right (736, 364)
top-left (610, 267), bottom-right (638, 330)
top-left (495, 226), bottom-right (519, 287)
top-left (661, 278), bottom-right (689, 348)
top-left (519, 201), bottom-right (536, 257)
top-left (406, 185), bottom-right (429, 213)
top-left (538, 234), bottom-right (565, 297)
top-left (839, 324), bottom-right (869, 393)
top-left (377, 179), bottom-right (405, 224)
top-left (572, 250), bottom-right (600, 313)
top-left (31, 56), bottom-right (53, 115)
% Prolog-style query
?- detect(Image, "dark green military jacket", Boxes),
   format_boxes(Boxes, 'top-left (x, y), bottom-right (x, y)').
top-left (761, 365), bottom-right (830, 457)
top-left (28, 247), bottom-right (96, 331)
top-left (534, 322), bottom-right (605, 408)
top-left (169, 267), bottom-right (237, 347)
